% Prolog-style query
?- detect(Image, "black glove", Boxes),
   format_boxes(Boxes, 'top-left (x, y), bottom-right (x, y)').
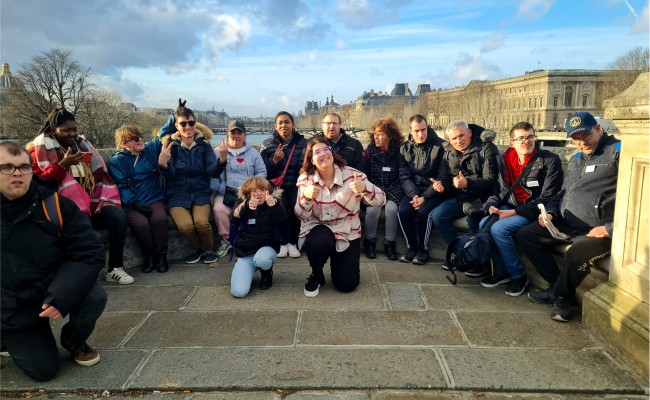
top-left (133, 203), bottom-right (152, 217)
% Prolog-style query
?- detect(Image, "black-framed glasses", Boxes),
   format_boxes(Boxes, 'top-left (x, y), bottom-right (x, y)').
top-left (178, 120), bottom-right (196, 127)
top-left (513, 135), bottom-right (537, 144)
top-left (0, 164), bottom-right (33, 175)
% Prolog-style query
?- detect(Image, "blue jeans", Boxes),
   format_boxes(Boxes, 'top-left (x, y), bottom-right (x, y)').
top-left (479, 206), bottom-right (531, 279)
top-left (230, 246), bottom-right (277, 298)
top-left (428, 198), bottom-right (479, 245)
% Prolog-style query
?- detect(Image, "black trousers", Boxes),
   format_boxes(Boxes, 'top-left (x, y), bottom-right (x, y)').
top-left (303, 225), bottom-right (361, 293)
top-left (2, 283), bottom-right (107, 381)
top-left (516, 221), bottom-right (612, 298)
top-left (281, 186), bottom-right (301, 246)
top-left (127, 201), bottom-right (168, 259)
top-left (91, 205), bottom-right (127, 270)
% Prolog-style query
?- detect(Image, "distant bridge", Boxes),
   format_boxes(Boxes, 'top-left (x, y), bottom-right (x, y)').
top-left (210, 126), bottom-right (368, 139)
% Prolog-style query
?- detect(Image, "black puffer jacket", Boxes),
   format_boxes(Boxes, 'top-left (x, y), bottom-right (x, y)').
top-left (315, 129), bottom-right (365, 172)
top-left (232, 196), bottom-right (288, 257)
top-left (260, 130), bottom-right (307, 189)
top-left (442, 124), bottom-right (499, 203)
top-left (1, 179), bottom-right (105, 331)
top-left (364, 143), bottom-right (404, 204)
top-left (484, 146), bottom-right (564, 220)
top-left (398, 126), bottom-right (446, 199)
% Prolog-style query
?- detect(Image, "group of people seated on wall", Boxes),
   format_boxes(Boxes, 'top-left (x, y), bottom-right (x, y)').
top-left (1, 99), bottom-right (619, 381)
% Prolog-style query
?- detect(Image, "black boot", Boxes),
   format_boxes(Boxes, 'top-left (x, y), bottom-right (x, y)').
top-left (259, 268), bottom-right (273, 290)
top-left (384, 241), bottom-right (397, 261)
top-left (156, 252), bottom-right (169, 273)
top-left (364, 239), bottom-right (377, 259)
top-left (141, 255), bottom-right (155, 273)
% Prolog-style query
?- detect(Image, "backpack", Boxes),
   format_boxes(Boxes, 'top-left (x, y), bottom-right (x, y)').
top-left (42, 192), bottom-right (63, 235)
top-left (445, 213), bottom-right (498, 285)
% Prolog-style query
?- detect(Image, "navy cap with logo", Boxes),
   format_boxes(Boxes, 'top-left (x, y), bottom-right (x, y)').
top-left (227, 119), bottom-right (246, 132)
top-left (565, 112), bottom-right (598, 138)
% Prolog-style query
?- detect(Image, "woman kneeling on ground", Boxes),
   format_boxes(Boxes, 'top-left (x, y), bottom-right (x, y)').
top-left (296, 136), bottom-right (386, 297)
top-left (230, 177), bottom-right (287, 298)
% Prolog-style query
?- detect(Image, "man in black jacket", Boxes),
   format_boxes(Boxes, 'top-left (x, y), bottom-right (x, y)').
top-left (318, 113), bottom-right (365, 172)
top-left (0, 141), bottom-right (107, 381)
top-left (518, 112), bottom-right (620, 322)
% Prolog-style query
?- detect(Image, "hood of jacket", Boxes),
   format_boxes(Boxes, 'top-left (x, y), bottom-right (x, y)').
top-left (443, 124), bottom-right (496, 152)
top-left (161, 122), bottom-right (214, 145)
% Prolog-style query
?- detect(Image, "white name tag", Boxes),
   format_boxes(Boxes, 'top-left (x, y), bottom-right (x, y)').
top-left (247, 219), bottom-right (256, 225)
top-left (527, 180), bottom-right (539, 187)
top-left (585, 165), bottom-right (596, 173)
top-left (382, 167), bottom-right (391, 172)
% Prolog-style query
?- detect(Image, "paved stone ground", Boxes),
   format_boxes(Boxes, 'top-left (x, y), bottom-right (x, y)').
top-left (1, 255), bottom-right (648, 399)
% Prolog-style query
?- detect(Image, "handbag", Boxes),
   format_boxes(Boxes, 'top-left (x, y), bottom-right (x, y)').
top-left (223, 186), bottom-right (238, 207)
top-left (269, 143), bottom-right (296, 189)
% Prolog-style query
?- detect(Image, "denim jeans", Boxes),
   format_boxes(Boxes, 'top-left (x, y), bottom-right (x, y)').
top-left (230, 246), bottom-right (277, 298)
top-left (428, 198), bottom-right (478, 245)
top-left (364, 200), bottom-right (399, 241)
top-left (479, 206), bottom-right (531, 279)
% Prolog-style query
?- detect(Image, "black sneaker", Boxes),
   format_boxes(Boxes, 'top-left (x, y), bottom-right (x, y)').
top-left (505, 276), bottom-right (528, 297)
top-left (0, 345), bottom-right (9, 357)
top-left (399, 248), bottom-right (417, 263)
top-left (528, 287), bottom-right (556, 305)
top-left (551, 296), bottom-right (572, 322)
top-left (184, 249), bottom-right (204, 264)
top-left (304, 273), bottom-right (326, 297)
top-left (480, 274), bottom-right (511, 288)
top-left (259, 268), bottom-right (273, 290)
top-left (441, 263), bottom-right (451, 271)
top-left (465, 266), bottom-right (489, 278)
top-left (411, 250), bottom-right (430, 265)
top-left (202, 250), bottom-right (218, 264)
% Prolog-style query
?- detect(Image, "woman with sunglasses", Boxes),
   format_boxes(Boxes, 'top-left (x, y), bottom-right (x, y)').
top-left (157, 99), bottom-right (223, 264)
top-left (108, 125), bottom-right (169, 273)
top-left (295, 136), bottom-right (385, 297)
top-left (29, 108), bottom-right (133, 285)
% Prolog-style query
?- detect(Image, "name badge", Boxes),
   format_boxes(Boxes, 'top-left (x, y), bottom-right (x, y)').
top-left (247, 219), bottom-right (256, 225)
top-left (382, 167), bottom-right (391, 172)
top-left (527, 180), bottom-right (539, 187)
top-left (585, 165), bottom-right (596, 173)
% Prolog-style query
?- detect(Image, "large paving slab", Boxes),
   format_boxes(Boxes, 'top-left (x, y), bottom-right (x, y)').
top-left (51, 312), bottom-right (149, 349)
top-left (104, 286), bottom-right (196, 311)
top-left (121, 263), bottom-right (232, 286)
top-left (440, 348), bottom-right (644, 393)
top-left (298, 311), bottom-right (465, 346)
top-left (125, 311), bottom-right (298, 347)
top-left (420, 285), bottom-right (548, 312)
top-left (383, 283), bottom-right (427, 310)
top-left (129, 348), bottom-right (446, 390)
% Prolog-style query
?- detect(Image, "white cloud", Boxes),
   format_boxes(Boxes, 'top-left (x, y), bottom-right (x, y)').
top-left (335, 0), bottom-right (407, 30)
top-left (434, 52), bottom-right (503, 87)
top-left (481, 32), bottom-right (507, 52)
top-left (516, 0), bottom-right (554, 20)
top-left (632, 4), bottom-right (649, 33)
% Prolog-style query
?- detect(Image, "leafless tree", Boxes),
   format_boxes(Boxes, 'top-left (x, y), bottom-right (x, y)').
top-left (602, 46), bottom-right (649, 100)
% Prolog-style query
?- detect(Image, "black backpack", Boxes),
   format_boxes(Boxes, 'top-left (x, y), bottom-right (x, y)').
top-left (445, 213), bottom-right (498, 284)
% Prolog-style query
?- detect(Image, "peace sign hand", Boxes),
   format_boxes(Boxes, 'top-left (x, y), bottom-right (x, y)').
top-left (217, 138), bottom-right (228, 162)
top-left (158, 141), bottom-right (173, 168)
top-left (349, 172), bottom-right (366, 194)
top-left (272, 144), bottom-right (286, 164)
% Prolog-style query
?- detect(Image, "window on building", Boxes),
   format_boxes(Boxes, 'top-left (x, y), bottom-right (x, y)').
top-left (535, 98), bottom-right (538, 108)
top-left (553, 96), bottom-right (558, 108)
top-left (529, 98), bottom-right (532, 108)
top-left (552, 113), bottom-right (558, 126)
top-left (564, 86), bottom-right (573, 107)
top-left (582, 95), bottom-right (588, 107)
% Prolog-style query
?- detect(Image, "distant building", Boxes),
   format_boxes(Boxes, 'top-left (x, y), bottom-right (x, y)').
top-left (322, 95), bottom-right (340, 113)
top-left (305, 100), bottom-right (320, 114)
top-left (0, 61), bottom-right (18, 106)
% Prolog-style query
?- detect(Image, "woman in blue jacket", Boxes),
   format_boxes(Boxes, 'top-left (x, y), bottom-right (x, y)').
top-left (109, 125), bottom-right (168, 273)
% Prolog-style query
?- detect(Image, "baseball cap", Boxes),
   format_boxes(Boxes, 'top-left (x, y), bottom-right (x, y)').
top-left (565, 112), bottom-right (597, 138)
top-left (227, 120), bottom-right (246, 132)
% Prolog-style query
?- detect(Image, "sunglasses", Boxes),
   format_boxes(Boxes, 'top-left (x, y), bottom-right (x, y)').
top-left (126, 135), bottom-right (143, 143)
top-left (178, 120), bottom-right (196, 127)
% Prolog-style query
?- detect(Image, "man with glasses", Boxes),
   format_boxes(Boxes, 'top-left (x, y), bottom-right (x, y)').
top-left (479, 122), bottom-right (563, 296)
top-left (1, 141), bottom-right (107, 381)
top-left (518, 112), bottom-right (621, 322)
top-left (318, 113), bottom-right (365, 172)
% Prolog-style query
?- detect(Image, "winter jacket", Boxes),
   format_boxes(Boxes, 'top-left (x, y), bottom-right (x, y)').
top-left (398, 126), bottom-right (447, 200)
top-left (159, 125), bottom-right (224, 209)
top-left (232, 194), bottom-right (288, 257)
top-left (315, 129), bottom-right (365, 172)
top-left (108, 135), bottom-right (165, 211)
top-left (483, 146), bottom-right (564, 220)
top-left (363, 143), bottom-right (404, 205)
top-left (210, 143), bottom-right (267, 195)
top-left (547, 132), bottom-right (620, 235)
top-left (441, 125), bottom-right (499, 204)
top-left (260, 130), bottom-right (307, 189)
top-left (1, 179), bottom-right (105, 331)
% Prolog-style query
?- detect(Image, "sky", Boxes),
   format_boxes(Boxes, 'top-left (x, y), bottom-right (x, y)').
top-left (1, 0), bottom-right (648, 117)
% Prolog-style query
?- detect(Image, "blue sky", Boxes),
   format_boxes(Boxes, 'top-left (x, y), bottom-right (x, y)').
top-left (1, 0), bottom-right (648, 117)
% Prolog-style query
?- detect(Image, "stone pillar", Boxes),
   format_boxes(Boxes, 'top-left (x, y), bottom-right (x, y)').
top-left (583, 72), bottom-right (649, 382)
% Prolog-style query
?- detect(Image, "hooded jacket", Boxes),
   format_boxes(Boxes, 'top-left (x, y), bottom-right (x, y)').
top-left (398, 126), bottom-right (446, 199)
top-left (315, 129), bottom-right (365, 172)
top-left (441, 124), bottom-right (499, 204)
top-left (159, 123), bottom-right (224, 208)
top-left (483, 145), bottom-right (564, 220)
top-left (108, 134), bottom-right (165, 211)
top-left (1, 179), bottom-right (105, 331)
top-left (210, 143), bottom-right (267, 195)
top-left (260, 130), bottom-right (307, 189)
top-left (547, 132), bottom-right (620, 235)
top-left (231, 189), bottom-right (288, 257)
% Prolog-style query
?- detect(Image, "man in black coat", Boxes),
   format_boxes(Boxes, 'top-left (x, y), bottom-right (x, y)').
top-left (0, 141), bottom-right (107, 381)
top-left (317, 112), bottom-right (365, 172)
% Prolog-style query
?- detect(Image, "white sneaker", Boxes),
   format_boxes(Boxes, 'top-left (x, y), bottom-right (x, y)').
top-left (287, 243), bottom-right (301, 258)
top-left (277, 244), bottom-right (288, 258)
top-left (105, 268), bottom-right (135, 285)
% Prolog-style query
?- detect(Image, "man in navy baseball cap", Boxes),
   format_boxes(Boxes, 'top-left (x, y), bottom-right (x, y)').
top-left (565, 111), bottom-right (598, 138)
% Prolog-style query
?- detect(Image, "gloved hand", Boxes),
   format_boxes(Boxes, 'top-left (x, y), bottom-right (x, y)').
top-left (133, 203), bottom-right (152, 217)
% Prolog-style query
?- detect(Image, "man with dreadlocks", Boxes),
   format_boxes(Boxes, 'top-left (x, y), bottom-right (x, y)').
top-left (28, 108), bottom-right (134, 285)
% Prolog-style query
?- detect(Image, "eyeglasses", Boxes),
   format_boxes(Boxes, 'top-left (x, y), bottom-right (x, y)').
top-left (126, 135), bottom-right (143, 143)
top-left (0, 164), bottom-right (33, 175)
top-left (322, 121), bottom-right (339, 126)
top-left (313, 146), bottom-right (332, 156)
top-left (571, 131), bottom-right (593, 142)
top-left (513, 135), bottom-right (537, 144)
top-left (178, 120), bottom-right (196, 127)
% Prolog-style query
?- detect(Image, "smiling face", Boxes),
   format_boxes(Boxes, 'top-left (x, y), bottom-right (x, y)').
top-left (410, 120), bottom-right (428, 144)
top-left (53, 120), bottom-right (79, 148)
top-left (447, 126), bottom-right (472, 153)
top-left (0, 147), bottom-right (33, 201)
top-left (311, 142), bottom-right (334, 172)
top-left (227, 128), bottom-right (246, 149)
top-left (250, 187), bottom-right (267, 204)
top-left (570, 125), bottom-right (602, 155)
top-left (510, 128), bottom-right (536, 157)
top-left (175, 116), bottom-right (196, 142)
top-left (275, 114), bottom-right (294, 141)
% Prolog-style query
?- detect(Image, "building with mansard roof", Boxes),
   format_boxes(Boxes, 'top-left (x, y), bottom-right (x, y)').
top-left (0, 61), bottom-right (19, 106)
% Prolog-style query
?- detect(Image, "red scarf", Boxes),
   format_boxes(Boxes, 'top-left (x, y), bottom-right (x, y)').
top-left (503, 147), bottom-right (535, 204)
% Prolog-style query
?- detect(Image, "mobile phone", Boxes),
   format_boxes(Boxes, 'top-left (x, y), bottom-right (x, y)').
top-left (83, 152), bottom-right (93, 163)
